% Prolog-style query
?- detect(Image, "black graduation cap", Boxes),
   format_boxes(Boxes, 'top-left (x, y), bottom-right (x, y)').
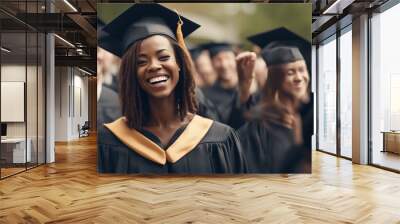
top-left (202, 42), bottom-right (233, 58)
top-left (247, 27), bottom-right (311, 68)
top-left (262, 44), bottom-right (304, 66)
top-left (103, 3), bottom-right (200, 58)
top-left (97, 18), bottom-right (124, 57)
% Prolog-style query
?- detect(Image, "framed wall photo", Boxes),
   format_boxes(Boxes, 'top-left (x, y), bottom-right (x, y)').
top-left (1, 81), bottom-right (25, 122)
top-left (97, 3), bottom-right (312, 174)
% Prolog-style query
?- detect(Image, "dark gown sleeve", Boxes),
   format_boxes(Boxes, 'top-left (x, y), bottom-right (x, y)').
top-left (300, 93), bottom-right (314, 151)
top-left (227, 91), bottom-right (262, 130)
top-left (97, 86), bottom-right (122, 128)
top-left (168, 122), bottom-right (247, 174)
top-left (202, 82), bottom-right (266, 130)
top-left (205, 123), bottom-right (248, 173)
top-left (238, 120), bottom-right (300, 173)
top-left (195, 88), bottom-right (221, 121)
top-left (201, 84), bottom-right (237, 128)
top-left (279, 144), bottom-right (311, 173)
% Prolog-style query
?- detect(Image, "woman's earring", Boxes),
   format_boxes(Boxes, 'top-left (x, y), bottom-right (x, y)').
top-left (177, 98), bottom-right (182, 111)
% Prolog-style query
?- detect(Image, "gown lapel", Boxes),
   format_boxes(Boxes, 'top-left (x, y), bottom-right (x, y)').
top-left (104, 115), bottom-right (213, 165)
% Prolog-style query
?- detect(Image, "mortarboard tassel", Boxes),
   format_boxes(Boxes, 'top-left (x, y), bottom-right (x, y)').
top-left (175, 10), bottom-right (188, 53)
top-left (174, 9), bottom-right (199, 90)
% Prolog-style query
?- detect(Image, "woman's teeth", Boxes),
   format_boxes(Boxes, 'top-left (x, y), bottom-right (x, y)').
top-left (148, 75), bottom-right (169, 84)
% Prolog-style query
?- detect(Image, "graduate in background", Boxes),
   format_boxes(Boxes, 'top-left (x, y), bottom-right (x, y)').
top-left (188, 45), bottom-right (220, 121)
top-left (97, 18), bottom-right (122, 126)
top-left (201, 42), bottom-right (257, 129)
top-left (189, 44), bottom-right (218, 88)
top-left (238, 30), bottom-right (312, 173)
top-left (188, 46), bottom-right (205, 88)
top-left (97, 19), bottom-right (121, 94)
top-left (188, 44), bottom-right (221, 122)
top-left (248, 27), bottom-right (313, 151)
top-left (97, 3), bottom-right (247, 174)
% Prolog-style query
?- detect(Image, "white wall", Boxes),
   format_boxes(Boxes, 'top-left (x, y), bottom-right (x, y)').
top-left (54, 67), bottom-right (89, 141)
top-left (312, 45), bottom-right (317, 150)
top-left (55, 66), bottom-right (69, 141)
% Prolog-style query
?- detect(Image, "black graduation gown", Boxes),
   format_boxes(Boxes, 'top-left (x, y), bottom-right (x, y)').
top-left (243, 90), bottom-right (313, 151)
top-left (195, 88), bottom-right (220, 121)
top-left (97, 86), bottom-right (122, 128)
top-left (201, 82), bottom-right (246, 129)
top-left (296, 94), bottom-right (313, 172)
top-left (97, 115), bottom-right (247, 174)
top-left (238, 116), bottom-right (310, 173)
top-left (299, 93), bottom-right (314, 150)
top-left (245, 92), bottom-right (314, 145)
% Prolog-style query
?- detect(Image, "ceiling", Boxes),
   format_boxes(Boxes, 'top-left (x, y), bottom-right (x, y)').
top-left (0, 0), bottom-right (96, 73)
top-left (0, 0), bottom-right (394, 72)
top-left (311, 0), bottom-right (390, 43)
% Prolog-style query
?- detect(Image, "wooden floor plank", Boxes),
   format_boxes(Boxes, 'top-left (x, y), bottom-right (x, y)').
top-left (0, 135), bottom-right (400, 223)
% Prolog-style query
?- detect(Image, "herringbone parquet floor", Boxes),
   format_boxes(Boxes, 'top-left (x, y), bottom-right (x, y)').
top-left (1, 134), bottom-right (400, 223)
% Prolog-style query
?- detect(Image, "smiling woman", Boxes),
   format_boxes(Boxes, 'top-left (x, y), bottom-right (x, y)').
top-left (97, 3), bottom-right (247, 174)
top-left (119, 35), bottom-right (197, 130)
top-left (237, 28), bottom-right (312, 173)
top-left (136, 36), bottom-right (181, 96)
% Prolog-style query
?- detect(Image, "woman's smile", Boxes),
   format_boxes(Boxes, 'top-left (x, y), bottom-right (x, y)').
top-left (137, 35), bottom-right (180, 98)
top-left (147, 74), bottom-right (170, 87)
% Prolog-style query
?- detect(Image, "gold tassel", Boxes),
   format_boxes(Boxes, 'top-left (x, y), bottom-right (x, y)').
top-left (175, 10), bottom-right (188, 52)
top-left (174, 9), bottom-right (197, 79)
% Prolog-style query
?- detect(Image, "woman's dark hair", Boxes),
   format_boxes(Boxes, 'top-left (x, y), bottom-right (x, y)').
top-left (119, 36), bottom-right (197, 129)
top-left (263, 64), bottom-right (288, 105)
top-left (247, 62), bottom-right (309, 128)
top-left (260, 64), bottom-right (292, 127)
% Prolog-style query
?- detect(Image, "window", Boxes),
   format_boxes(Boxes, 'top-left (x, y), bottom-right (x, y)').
top-left (317, 36), bottom-right (337, 154)
top-left (0, 1), bottom-right (46, 179)
top-left (339, 28), bottom-right (352, 158)
top-left (370, 2), bottom-right (400, 171)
